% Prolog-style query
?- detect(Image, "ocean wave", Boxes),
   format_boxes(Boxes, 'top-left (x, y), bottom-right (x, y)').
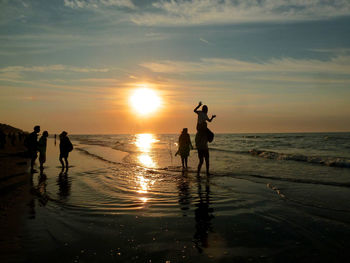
top-left (213, 172), bottom-right (350, 188)
top-left (209, 147), bottom-right (242, 154)
top-left (248, 149), bottom-right (350, 168)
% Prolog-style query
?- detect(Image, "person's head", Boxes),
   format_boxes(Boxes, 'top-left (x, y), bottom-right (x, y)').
top-left (202, 105), bottom-right (208, 113)
top-left (60, 131), bottom-right (67, 138)
top-left (182, 128), bottom-right (188, 134)
top-left (43, 131), bottom-right (49, 137)
top-left (34, 125), bottom-right (40, 133)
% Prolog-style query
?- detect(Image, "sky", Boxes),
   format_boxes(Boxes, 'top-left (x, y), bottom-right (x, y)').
top-left (0, 0), bottom-right (350, 134)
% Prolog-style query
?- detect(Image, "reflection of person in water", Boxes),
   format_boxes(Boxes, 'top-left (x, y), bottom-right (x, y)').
top-left (193, 175), bottom-right (214, 253)
top-left (28, 169), bottom-right (49, 218)
top-left (57, 168), bottom-right (71, 199)
top-left (177, 171), bottom-right (191, 216)
top-left (37, 170), bottom-right (48, 206)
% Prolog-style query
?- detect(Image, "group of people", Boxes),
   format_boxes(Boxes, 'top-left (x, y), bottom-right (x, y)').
top-left (26, 101), bottom-right (215, 175)
top-left (176, 102), bottom-right (216, 175)
top-left (25, 125), bottom-right (73, 173)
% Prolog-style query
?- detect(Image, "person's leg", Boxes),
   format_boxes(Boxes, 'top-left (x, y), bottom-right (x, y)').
top-left (204, 150), bottom-right (210, 175)
top-left (181, 157), bottom-right (185, 169)
top-left (59, 154), bottom-right (64, 168)
top-left (31, 152), bottom-right (37, 172)
top-left (64, 157), bottom-right (69, 169)
top-left (39, 153), bottom-right (43, 169)
top-left (197, 150), bottom-right (204, 174)
top-left (185, 157), bottom-right (188, 169)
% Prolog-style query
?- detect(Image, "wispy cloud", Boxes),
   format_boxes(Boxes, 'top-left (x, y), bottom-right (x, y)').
top-left (131, 0), bottom-right (350, 26)
top-left (199, 38), bottom-right (210, 45)
top-left (0, 65), bottom-right (110, 73)
top-left (140, 56), bottom-right (350, 75)
top-left (64, 0), bottom-right (136, 9)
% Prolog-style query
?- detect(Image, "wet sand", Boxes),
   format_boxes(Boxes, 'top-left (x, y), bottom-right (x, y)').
top-left (0, 144), bottom-right (31, 262)
top-left (1, 138), bottom-right (350, 262)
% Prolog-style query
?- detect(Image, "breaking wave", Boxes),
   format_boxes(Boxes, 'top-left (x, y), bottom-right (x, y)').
top-left (248, 149), bottom-right (350, 168)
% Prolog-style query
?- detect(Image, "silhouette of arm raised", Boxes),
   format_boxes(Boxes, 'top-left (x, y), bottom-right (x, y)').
top-left (194, 101), bottom-right (202, 113)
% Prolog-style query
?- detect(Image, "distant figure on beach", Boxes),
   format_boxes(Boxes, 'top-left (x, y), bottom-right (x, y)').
top-left (54, 134), bottom-right (57, 146)
top-left (194, 102), bottom-right (216, 175)
top-left (59, 131), bottom-right (73, 169)
top-left (25, 125), bottom-right (40, 173)
top-left (38, 131), bottom-right (49, 170)
top-left (175, 128), bottom-right (193, 170)
top-left (11, 133), bottom-right (16, 146)
top-left (0, 130), bottom-right (5, 149)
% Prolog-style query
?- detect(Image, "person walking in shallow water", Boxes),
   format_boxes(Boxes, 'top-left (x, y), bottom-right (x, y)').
top-left (59, 131), bottom-right (73, 169)
top-left (26, 125), bottom-right (40, 173)
top-left (38, 131), bottom-right (48, 170)
top-left (176, 128), bottom-right (193, 170)
top-left (194, 102), bottom-right (216, 175)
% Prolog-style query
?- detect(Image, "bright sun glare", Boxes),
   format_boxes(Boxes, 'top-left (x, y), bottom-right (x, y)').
top-left (130, 87), bottom-right (161, 115)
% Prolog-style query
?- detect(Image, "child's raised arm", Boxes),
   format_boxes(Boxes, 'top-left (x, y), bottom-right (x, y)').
top-left (194, 101), bottom-right (202, 113)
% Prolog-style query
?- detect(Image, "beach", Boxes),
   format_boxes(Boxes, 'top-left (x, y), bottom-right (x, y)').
top-left (0, 136), bottom-right (31, 263)
top-left (0, 133), bottom-right (350, 262)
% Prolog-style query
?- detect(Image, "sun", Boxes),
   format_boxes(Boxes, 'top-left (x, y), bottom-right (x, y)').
top-left (130, 87), bottom-right (161, 115)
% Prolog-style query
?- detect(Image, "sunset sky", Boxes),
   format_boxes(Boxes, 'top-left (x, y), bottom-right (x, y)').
top-left (1, 0), bottom-right (350, 134)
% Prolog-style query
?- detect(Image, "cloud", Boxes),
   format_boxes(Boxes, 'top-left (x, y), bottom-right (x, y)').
top-left (131, 0), bottom-right (350, 26)
top-left (140, 56), bottom-right (350, 75)
top-left (64, 0), bottom-right (136, 9)
top-left (199, 38), bottom-right (210, 44)
top-left (0, 65), bottom-right (110, 73)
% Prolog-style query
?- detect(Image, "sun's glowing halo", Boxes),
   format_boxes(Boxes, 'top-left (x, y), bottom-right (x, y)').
top-left (130, 87), bottom-right (161, 115)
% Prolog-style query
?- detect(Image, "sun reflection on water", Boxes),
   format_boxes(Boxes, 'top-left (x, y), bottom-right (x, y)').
top-left (138, 154), bottom-right (155, 167)
top-left (135, 133), bottom-right (157, 152)
top-left (135, 134), bottom-right (158, 168)
top-left (136, 175), bottom-right (155, 202)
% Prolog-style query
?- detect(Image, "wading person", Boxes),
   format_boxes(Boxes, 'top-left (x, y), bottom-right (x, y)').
top-left (175, 128), bottom-right (193, 170)
top-left (59, 131), bottom-right (73, 169)
top-left (26, 125), bottom-right (40, 173)
top-left (194, 102), bottom-right (216, 175)
top-left (38, 131), bottom-right (49, 170)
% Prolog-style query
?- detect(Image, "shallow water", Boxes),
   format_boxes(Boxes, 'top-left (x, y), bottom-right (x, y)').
top-left (17, 135), bottom-right (350, 262)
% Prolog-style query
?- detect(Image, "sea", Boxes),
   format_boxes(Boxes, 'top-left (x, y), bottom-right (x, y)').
top-left (18, 132), bottom-right (350, 262)
top-left (71, 132), bottom-right (350, 184)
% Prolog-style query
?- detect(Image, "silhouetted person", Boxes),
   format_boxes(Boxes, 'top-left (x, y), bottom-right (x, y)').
top-left (0, 130), bottom-right (5, 149)
top-left (11, 132), bottom-right (16, 146)
top-left (25, 125), bottom-right (40, 173)
top-left (195, 129), bottom-right (210, 175)
top-left (194, 102), bottom-right (216, 175)
top-left (38, 131), bottom-right (49, 170)
top-left (18, 132), bottom-right (23, 142)
top-left (175, 128), bottom-right (193, 170)
top-left (194, 101), bottom-right (216, 132)
top-left (54, 134), bottom-right (57, 146)
top-left (59, 131), bottom-right (73, 169)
